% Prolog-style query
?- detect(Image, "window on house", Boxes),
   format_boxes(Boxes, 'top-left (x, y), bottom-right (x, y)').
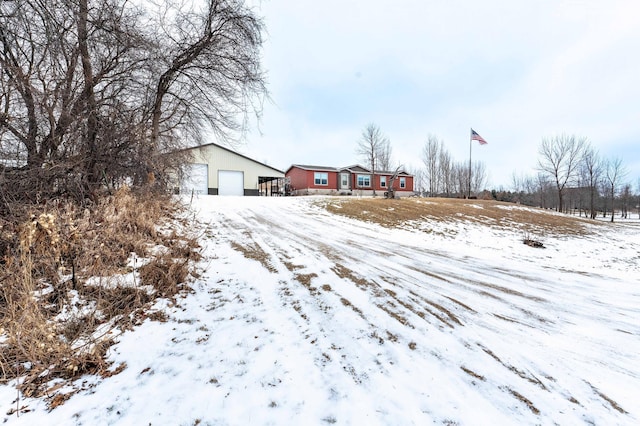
top-left (314, 172), bottom-right (328, 185)
top-left (380, 176), bottom-right (386, 187)
top-left (400, 177), bottom-right (406, 188)
top-left (357, 174), bottom-right (371, 187)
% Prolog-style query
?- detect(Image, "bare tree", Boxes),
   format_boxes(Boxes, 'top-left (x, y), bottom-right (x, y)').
top-left (511, 172), bottom-right (525, 194)
top-left (537, 134), bottom-right (585, 212)
top-left (438, 146), bottom-right (452, 196)
top-left (0, 0), bottom-right (266, 206)
top-left (147, 0), bottom-right (266, 153)
top-left (580, 144), bottom-right (603, 219)
top-left (620, 183), bottom-right (632, 219)
top-left (376, 138), bottom-right (393, 172)
top-left (356, 123), bottom-right (388, 196)
top-left (604, 157), bottom-right (626, 222)
top-left (410, 167), bottom-right (425, 196)
top-left (0, 1), bottom-right (104, 198)
top-left (451, 162), bottom-right (468, 198)
top-left (470, 161), bottom-right (487, 195)
top-left (422, 135), bottom-right (441, 196)
top-left (535, 173), bottom-right (552, 209)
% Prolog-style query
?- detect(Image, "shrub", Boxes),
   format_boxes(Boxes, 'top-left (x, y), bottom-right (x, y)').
top-left (0, 187), bottom-right (199, 402)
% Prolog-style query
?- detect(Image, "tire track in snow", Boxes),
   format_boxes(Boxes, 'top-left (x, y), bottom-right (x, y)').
top-left (210, 209), bottom-right (387, 389)
top-left (196, 197), bottom-right (638, 423)
top-left (221, 204), bottom-right (556, 418)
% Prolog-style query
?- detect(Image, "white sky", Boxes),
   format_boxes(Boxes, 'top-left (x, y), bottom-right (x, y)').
top-left (235, 0), bottom-right (640, 188)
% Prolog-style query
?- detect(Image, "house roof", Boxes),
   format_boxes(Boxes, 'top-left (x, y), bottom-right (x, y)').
top-left (285, 164), bottom-right (339, 174)
top-left (289, 164), bottom-right (339, 171)
top-left (378, 169), bottom-right (411, 176)
top-left (287, 164), bottom-right (412, 176)
top-left (338, 165), bottom-right (370, 173)
top-left (180, 142), bottom-right (285, 175)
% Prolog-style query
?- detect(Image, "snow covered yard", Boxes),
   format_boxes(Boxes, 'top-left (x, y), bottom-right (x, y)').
top-left (2, 195), bottom-right (639, 425)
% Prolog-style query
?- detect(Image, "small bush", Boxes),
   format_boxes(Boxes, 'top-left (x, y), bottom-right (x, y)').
top-left (139, 255), bottom-right (190, 297)
top-left (523, 232), bottom-right (545, 248)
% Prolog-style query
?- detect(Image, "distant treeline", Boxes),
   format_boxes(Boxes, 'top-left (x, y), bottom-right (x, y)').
top-left (411, 134), bottom-right (638, 222)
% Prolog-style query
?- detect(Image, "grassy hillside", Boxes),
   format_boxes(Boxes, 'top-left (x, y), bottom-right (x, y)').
top-left (320, 197), bottom-right (595, 236)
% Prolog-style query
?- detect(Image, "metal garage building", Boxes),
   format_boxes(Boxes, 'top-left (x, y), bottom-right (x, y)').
top-left (180, 143), bottom-right (285, 196)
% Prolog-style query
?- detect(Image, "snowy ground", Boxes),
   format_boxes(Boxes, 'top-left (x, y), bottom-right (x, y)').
top-left (2, 195), bottom-right (639, 425)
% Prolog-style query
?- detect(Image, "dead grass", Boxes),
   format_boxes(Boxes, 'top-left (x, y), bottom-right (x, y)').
top-left (376, 303), bottom-right (414, 328)
top-left (0, 186), bottom-right (200, 404)
top-left (230, 241), bottom-right (276, 273)
top-left (587, 382), bottom-right (628, 414)
top-left (460, 366), bottom-right (486, 381)
top-left (321, 197), bottom-right (592, 236)
top-left (506, 387), bottom-right (540, 415)
top-left (331, 263), bottom-right (371, 289)
top-left (139, 255), bottom-right (190, 297)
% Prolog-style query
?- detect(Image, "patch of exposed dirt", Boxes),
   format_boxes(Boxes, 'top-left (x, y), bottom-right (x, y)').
top-left (295, 273), bottom-right (323, 298)
top-left (461, 366), bottom-right (486, 381)
top-left (331, 263), bottom-right (372, 289)
top-left (587, 382), bottom-right (628, 414)
top-left (506, 387), bottom-right (540, 415)
top-left (230, 241), bottom-right (276, 273)
top-left (478, 343), bottom-right (547, 390)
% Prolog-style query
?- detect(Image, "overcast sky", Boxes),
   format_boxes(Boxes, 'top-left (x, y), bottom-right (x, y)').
top-left (237, 0), bottom-right (640, 189)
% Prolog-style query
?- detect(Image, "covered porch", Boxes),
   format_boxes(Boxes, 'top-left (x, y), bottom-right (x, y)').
top-left (258, 176), bottom-right (289, 196)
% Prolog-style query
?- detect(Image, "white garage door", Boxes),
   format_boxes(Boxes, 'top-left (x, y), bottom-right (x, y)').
top-left (182, 164), bottom-right (208, 195)
top-left (218, 170), bottom-right (244, 196)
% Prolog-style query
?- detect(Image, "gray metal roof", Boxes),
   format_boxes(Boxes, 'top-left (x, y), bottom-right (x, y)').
top-left (288, 164), bottom-right (411, 176)
top-left (288, 164), bottom-right (338, 172)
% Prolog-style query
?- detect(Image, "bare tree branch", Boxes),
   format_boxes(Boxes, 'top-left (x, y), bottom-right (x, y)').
top-left (356, 123), bottom-right (388, 196)
top-left (537, 134), bottom-right (585, 212)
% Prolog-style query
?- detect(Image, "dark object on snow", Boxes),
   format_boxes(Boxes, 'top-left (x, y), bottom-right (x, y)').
top-left (523, 238), bottom-right (545, 248)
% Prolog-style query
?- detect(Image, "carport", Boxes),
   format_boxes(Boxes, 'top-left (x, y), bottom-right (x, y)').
top-left (258, 176), bottom-right (288, 196)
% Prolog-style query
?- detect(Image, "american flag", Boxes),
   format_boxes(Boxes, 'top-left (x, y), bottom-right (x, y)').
top-left (471, 128), bottom-right (488, 145)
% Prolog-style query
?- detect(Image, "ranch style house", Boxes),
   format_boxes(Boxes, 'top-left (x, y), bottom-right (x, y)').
top-left (285, 164), bottom-right (414, 197)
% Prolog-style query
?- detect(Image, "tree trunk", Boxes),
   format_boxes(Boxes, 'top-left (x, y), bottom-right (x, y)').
top-left (77, 0), bottom-right (100, 188)
top-left (371, 159), bottom-right (376, 197)
top-left (610, 184), bottom-right (615, 223)
top-left (557, 188), bottom-right (563, 213)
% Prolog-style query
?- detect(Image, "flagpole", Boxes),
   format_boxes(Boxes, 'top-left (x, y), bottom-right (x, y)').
top-left (469, 129), bottom-right (487, 198)
top-left (468, 128), bottom-right (472, 198)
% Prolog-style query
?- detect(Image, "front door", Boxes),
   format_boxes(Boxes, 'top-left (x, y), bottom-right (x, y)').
top-left (340, 173), bottom-right (350, 190)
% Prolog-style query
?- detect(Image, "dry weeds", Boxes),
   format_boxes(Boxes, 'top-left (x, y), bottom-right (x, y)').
top-left (321, 197), bottom-right (593, 236)
top-left (0, 187), bottom-right (199, 404)
top-left (230, 241), bottom-right (276, 273)
top-left (506, 387), bottom-right (540, 415)
top-left (460, 366), bottom-right (486, 381)
top-left (587, 382), bottom-right (628, 414)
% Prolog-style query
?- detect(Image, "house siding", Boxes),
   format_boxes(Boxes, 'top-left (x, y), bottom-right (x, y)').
top-left (352, 173), bottom-right (414, 193)
top-left (313, 171), bottom-right (338, 190)
top-left (286, 165), bottom-right (414, 196)
top-left (286, 166), bottom-right (341, 195)
top-left (185, 144), bottom-right (284, 195)
top-left (286, 167), bottom-right (310, 192)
